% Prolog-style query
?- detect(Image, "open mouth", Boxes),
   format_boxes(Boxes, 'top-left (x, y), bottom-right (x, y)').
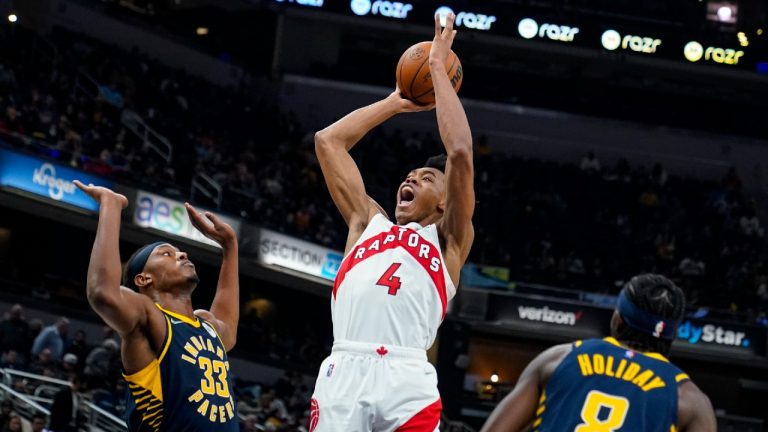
top-left (183, 262), bottom-right (195, 268)
top-left (399, 186), bottom-right (415, 207)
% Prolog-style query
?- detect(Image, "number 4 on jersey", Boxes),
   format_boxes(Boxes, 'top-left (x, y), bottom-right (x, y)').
top-left (377, 263), bottom-right (403, 296)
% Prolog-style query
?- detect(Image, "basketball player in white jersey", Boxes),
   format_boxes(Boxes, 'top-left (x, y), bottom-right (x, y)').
top-left (310, 14), bottom-right (474, 432)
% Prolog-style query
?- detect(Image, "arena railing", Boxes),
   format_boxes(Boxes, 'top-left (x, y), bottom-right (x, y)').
top-left (1, 368), bottom-right (128, 431)
top-left (191, 172), bottom-right (224, 211)
top-left (120, 109), bottom-right (173, 164)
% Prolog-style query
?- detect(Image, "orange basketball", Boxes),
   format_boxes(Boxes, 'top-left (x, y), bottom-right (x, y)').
top-left (396, 41), bottom-right (463, 105)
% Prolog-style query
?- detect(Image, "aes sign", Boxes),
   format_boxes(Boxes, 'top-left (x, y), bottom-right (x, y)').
top-left (133, 190), bottom-right (241, 248)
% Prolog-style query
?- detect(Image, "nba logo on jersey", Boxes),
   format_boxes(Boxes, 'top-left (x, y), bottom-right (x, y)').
top-left (202, 322), bottom-right (217, 338)
top-left (326, 363), bottom-right (335, 377)
top-left (653, 320), bottom-right (665, 338)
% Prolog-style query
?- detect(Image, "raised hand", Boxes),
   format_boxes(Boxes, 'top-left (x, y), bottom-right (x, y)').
top-left (73, 180), bottom-right (128, 209)
top-left (429, 12), bottom-right (457, 67)
top-left (387, 85), bottom-right (436, 113)
top-left (185, 203), bottom-right (237, 248)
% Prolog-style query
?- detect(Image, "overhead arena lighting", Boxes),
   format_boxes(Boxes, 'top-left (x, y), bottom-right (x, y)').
top-left (707, 1), bottom-right (738, 24)
top-left (7, 14), bottom-right (17, 23)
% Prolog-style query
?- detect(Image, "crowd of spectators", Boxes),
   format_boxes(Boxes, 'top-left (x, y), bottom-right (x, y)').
top-left (0, 302), bottom-right (314, 431)
top-left (1, 25), bottom-right (767, 325)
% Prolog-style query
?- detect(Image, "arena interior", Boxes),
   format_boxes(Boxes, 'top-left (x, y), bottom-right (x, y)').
top-left (0, 0), bottom-right (767, 430)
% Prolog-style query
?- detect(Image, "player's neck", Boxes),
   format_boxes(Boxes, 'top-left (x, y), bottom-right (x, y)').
top-left (154, 292), bottom-right (195, 319)
top-left (399, 213), bottom-right (442, 227)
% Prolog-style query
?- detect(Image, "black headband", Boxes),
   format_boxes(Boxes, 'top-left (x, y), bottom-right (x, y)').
top-left (617, 288), bottom-right (680, 340)
top-left (125, 242), bottom-right (165, 289)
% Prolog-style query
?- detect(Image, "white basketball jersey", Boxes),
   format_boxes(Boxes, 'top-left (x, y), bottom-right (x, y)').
top-left (331, 214), bottom-right (457, 350)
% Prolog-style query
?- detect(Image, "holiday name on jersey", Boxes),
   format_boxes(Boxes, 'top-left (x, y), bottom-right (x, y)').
top-left (576, 353), bottom-right (667, 392)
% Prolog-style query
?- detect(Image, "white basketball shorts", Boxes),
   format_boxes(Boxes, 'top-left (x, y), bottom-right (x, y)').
top-left (310, 341), bottom-right (442, 432)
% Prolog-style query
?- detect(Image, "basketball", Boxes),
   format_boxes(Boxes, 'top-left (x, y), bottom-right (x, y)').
top-left (396, 41), bottom-right (463, 105)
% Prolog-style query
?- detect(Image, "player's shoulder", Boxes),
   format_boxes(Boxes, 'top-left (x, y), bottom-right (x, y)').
top-left (537, 342), bottom-right (575, 384)
top-left (677, 379), bottom-right (717, 431)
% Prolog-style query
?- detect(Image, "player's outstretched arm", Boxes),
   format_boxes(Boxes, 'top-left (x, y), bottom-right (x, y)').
top-left (186, 204), bottom-right (239, 351)
top-left (481, 344), bottom-right (571, 432)
top-left (315, 90), bottom-right (433, 250)
top-left (677, 380), bottom-right (717, 432)
top-left (75, 181), bottom-right (151, 336)
top-left (430, 13), bottom-right (475, 277)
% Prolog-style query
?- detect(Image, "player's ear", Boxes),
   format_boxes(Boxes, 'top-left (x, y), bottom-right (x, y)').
top-left (134, 273), bottom-right (152, 290)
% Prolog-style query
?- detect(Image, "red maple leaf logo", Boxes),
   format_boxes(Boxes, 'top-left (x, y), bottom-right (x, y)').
top-left (376, 346), bottom-right (388, 356)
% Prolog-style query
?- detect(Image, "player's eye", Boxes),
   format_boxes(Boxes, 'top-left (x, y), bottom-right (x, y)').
top-left (163, 252), bottom-right (171, 256)
top-left (423, 176), bottom-right (433, 182)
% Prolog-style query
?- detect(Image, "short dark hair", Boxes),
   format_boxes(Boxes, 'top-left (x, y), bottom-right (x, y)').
top-left (423, 154), bottom-right (447, 173)
top-left (615, 274), bottom-right (686, 355)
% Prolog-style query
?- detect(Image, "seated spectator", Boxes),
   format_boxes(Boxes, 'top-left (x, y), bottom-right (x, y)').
top-left (30, 412), bottom-right (49, 432)
top-left (31, 318), bottom-right (69, 362)
top-left (0, 350), bottom-right (25, 371)
top-left (57, 354), bottom-right (79, 380)
top-left (84, 339), bottom-right (119, 389)
top-left (29, 348), bottom-right (55, 376)
top-left (0, 305), bottom-right (30, 363)
top-left (63, 330), bottom-right (89, 372)
top-left (1, 414), bottom-right (21, 432)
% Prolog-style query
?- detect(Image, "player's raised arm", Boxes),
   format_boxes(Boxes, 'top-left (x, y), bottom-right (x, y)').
top-left (315, 89), bottom-right (433, 248)
top-left (74, 181), bottom-right (151, 336)
top-left (430, 13), bottom-right (475, 267)
top-left (481, 344), bottom-right (571, 432)
top-left (677, 381), bottom-right (717, 432)
top-left (186, 204), bottom-right (239, 351)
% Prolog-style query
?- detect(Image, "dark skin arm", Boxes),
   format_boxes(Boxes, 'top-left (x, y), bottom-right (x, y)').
top-left (429, 13), bottom-right (476, 283)
top-left (481, 344), bottom-right (572, 432)
top-left (315, 87), bottom-right (434, 254)
top-left (677, 380), bottom-right (717, 432)
top-left (186, 204), bottom-right (240, 351)
top-left (74, 180), bottom-right (166, 374)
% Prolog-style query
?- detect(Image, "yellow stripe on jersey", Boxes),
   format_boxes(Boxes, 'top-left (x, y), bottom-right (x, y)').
top-left (603, 337), bottom-right (670, 363)
top-left (671, 425), bottom-right (678, 432)
top-left (156, 303), bottom-right (201, 328)
top-left (675, 373), bottom-right (690, 383)
top-left (574, 340), bottom-right (583, 348)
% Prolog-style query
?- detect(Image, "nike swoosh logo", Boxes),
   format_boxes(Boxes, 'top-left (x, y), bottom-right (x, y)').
top-left (170, 318), bottom-right (183, 324)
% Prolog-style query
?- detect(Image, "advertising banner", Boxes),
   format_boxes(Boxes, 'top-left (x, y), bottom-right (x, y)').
top-left (481, 290), bottom-right (767, 358)
top-left (257, 229), bottom-right (343, 282)
top-left (0, 148), bottom-right (112, 211)
top-left (133, 190), bottom-right (241, 248)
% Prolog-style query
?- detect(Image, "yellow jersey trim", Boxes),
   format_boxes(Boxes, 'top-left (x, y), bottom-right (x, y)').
top-left (675, 373), bottom-right (690, 383)
top-left (603, 337), bottom-right (670, 363)
top-left (155, 303), bottom-right (201, 328)
top-left (123, 359), bottom-right (164, 403)
top-left (158, 315), bottom-right (173, 362)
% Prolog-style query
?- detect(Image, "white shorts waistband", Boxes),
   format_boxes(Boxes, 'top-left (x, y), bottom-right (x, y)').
top-left (332, 341), bottom-right (427, 360)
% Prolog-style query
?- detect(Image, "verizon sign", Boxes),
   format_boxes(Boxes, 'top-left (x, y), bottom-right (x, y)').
top-left (518, 305), bottom-right (583, 326)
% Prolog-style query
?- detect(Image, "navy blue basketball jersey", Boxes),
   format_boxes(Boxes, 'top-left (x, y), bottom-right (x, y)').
top-left (123, 305), bottom-right (238, 432)
top-left (534, 337), bottom-right (689, 432)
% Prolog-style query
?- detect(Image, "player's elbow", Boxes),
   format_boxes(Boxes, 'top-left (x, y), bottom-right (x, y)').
top-left (314, 129), bottom-right (333, 153)
top-left (448, 146), bottom-right (473, 171)
top-left (87, 287), bottom-right (118, 310)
